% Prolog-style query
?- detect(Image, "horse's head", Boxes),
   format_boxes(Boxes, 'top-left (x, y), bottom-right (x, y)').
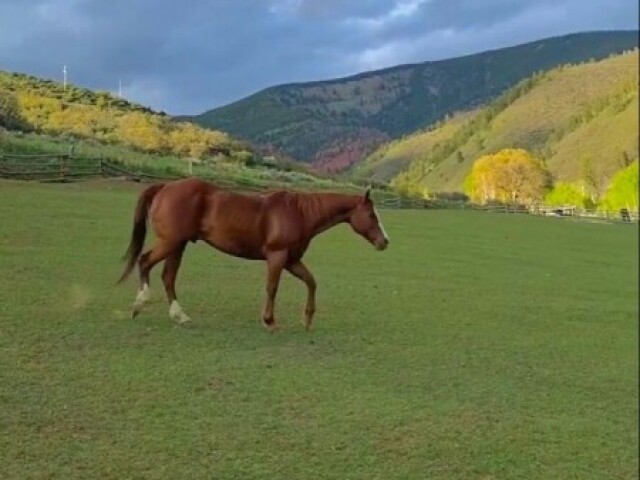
top-left (348, 187), bottom-right (390, 251)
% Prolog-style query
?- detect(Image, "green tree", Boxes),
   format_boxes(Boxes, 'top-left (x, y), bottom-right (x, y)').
top-left (0, 91), bottom-right (24, 129)
top-left (600, 160), bottom-right (639, 212)
top-left (390, 171), bottom-right (423, 197)
top-left (544, 182), bottom-right (595, 209)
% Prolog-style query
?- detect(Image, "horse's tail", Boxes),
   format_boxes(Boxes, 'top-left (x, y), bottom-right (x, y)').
top-left (117, 183), bottom-right (165, 284)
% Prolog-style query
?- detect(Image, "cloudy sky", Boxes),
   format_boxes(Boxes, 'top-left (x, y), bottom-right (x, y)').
top-left (0, 0), bottom-right (637, 115)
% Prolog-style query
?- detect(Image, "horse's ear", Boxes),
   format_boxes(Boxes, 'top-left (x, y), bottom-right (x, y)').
top-left (364, 185), bottom-right (371, 203)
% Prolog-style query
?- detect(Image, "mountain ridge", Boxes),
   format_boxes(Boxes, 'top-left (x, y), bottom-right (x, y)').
top-left (361, 49), bottom-right (639, 195)
top-left (198, 29), bottom-right (638, 110)
top-left (187, 30), bottom-right (639, 172)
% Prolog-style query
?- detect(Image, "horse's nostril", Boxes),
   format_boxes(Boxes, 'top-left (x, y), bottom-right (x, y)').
top-left (376, 237), bottom-right (389, 251)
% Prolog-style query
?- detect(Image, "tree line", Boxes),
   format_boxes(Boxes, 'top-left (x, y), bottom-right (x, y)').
top-left (463, 148), bottom-right (637, 212)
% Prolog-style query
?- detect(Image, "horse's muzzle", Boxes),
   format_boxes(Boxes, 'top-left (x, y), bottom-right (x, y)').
top-left (375, 238), bottom-right (389, 251)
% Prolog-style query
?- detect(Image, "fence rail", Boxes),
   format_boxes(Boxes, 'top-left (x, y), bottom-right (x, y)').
top-left (1, 153), bottom-right (637, 222)
top-left (0, 153), bottom-right (179, 184)
top-left (446, 201), bottom-right (638, 223)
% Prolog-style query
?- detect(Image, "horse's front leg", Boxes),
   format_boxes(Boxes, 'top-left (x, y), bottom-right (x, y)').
top-left (262, 250), bottom-right (287, 331)
top-left (286, 261), bottom-right (316, 330)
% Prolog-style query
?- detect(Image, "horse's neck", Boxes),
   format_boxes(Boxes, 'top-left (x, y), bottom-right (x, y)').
top-left (300, 194), bottom-right (359, 237)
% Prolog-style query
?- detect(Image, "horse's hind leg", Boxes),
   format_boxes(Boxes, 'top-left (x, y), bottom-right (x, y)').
top-left (131, 250), bottom-right (152, 318)
top-left (161, 241), bottom-right (191, 324)
top-left (130, 241), bottom-right (177, 319)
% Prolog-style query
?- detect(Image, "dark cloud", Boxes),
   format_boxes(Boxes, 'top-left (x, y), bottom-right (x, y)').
top-left (0, 0), bottom-right (636, 114)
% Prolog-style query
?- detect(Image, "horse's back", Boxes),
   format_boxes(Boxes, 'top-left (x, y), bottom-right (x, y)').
top-left (203, 187), bottom-right (307, 259)
top-left (148, 180), bottom-right (308, 258)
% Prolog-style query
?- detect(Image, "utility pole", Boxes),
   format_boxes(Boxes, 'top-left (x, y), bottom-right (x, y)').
top-left (63, 64), bottom-right (67, 90)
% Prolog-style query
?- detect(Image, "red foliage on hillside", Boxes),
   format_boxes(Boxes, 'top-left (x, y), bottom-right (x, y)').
top-left (311, 130), bottom-right (389, 173)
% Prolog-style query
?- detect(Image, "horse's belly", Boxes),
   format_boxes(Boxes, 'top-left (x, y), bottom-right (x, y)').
top-left (200, 197), bottom-right (268, 260)
top-left (203, 231), bottom-right (265, 260)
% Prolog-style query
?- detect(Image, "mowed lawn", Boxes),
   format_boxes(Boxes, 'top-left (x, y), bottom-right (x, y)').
top-left (0, 180), bottom-right (637, 480)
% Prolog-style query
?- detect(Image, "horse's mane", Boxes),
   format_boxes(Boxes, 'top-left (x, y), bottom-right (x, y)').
top-left (293, 191), bottom-right (360, 234)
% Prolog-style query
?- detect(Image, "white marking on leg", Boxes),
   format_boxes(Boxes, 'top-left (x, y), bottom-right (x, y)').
top-left (169, 300), bottom-right (192, 324)
top-left (132, 283), bottom-right (150, 317)
top-left (135, 283), bottom-right (150, 305)
top-left (374, 208), bottom-right (389, 241)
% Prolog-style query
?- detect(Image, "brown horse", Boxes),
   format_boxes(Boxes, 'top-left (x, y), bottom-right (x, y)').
top-left (117, 177), bottom-right (389, 330)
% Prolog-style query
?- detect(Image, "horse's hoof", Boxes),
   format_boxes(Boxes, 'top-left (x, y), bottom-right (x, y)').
top-left (169, 301), bottom-right (191, 325)
top-left (302, 315), bottom-right (314, 331)
top-left (169, 313), bottom-right (192, 325)
top-left (262, 319), bottom-right (280, 332)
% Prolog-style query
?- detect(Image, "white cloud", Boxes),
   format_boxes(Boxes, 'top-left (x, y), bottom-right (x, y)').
top-left (344, 28), bottom-right (457, 72)
top-left (343, 2), bottom-right (574, 73)
top-left (35, 0), bottom-right (92, 36)
top-left (344, 0), bottom-right (431, 31)
top-left (268, 0), bottom-right (303, 16)
top-left (390, 0), bottom-right (430, 19)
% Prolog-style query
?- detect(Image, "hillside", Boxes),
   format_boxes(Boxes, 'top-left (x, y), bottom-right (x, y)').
top-left (188, 30), bottom-right (639, 172)
top-left (371, 49), bottom-right (638, 195)
top-left (352, 110), bottom-right (477, 183)
top-left (0, 70), bottom-right (357, 192)
top-left (0, 70), bottom-right (245, 158)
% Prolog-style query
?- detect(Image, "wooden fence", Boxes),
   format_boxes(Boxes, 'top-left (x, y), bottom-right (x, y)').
top-left (0, 153), bottom-right (172, 183)
top-left (0, 153), bottom-right (408, 202)
top-left (372, 195), bottom-right (429, 209)
top-left (448, 201), bottom-right (639, 223)
top-left (0, 153), bottom-right (637, 222)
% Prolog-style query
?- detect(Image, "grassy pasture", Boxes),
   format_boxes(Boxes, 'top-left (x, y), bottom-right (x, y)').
top-left (0, 180), bottom-right (637, 479)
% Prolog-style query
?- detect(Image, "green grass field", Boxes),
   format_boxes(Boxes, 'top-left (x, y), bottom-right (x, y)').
top-left (0, 180), bottom-right (637, 479)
